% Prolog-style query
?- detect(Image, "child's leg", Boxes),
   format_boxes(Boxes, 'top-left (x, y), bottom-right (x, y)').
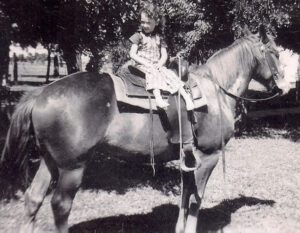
top-left (178, 87), bottom-right (194, 111)
top-left (153, 89), bottom-right (169, 109)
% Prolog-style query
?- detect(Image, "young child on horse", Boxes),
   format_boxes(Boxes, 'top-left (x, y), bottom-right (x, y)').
top-left (129, 2), bottom-right (194, 110)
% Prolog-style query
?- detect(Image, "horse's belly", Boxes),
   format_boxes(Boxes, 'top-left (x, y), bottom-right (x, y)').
top-left (95, 143), bottom-right (176, 164)
top-left (103, 113), bottom-right (177, 163)
top-left (103, 132), bottom-right (176, 163)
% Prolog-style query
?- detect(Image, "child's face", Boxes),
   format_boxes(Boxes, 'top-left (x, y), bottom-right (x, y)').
top-left (140, 12), bottom-right (158, 34)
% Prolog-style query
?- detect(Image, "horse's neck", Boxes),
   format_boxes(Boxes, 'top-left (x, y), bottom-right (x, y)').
top-left (226, 73), bottom-right (252, 97)
top-left (206, 42), bottom-right (256, 97)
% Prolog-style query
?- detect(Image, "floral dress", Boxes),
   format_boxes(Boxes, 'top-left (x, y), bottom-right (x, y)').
top-left (129, 31), bottom-right (184, 94)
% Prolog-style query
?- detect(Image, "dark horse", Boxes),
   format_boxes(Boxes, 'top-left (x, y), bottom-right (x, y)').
top-left (0, 27), bottom-right (289, 233)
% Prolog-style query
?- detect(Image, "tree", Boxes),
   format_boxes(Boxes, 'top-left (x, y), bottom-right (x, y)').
top-left (0, 0), bottom-right (140, 74)
top-left (0, 6), bottom-right (12, 85)
top-left (161, 0), bottom-right (299, 63)
top-left (230, 0), bottom-right (297, 37)
top-left (0, 0), bottom-right (298, 77)
top-left (276, 3), bottom-right (300, 52)
top-left (161, 0), bottom-right (234, 63)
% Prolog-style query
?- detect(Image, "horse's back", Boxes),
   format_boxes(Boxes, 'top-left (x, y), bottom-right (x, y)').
top-left (37, 72), bottom-right (113, 100)
top-left (31, 72), bottom-right (116, 164)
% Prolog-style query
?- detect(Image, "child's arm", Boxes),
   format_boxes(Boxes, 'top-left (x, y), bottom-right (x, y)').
top-left (130, 44), bottom-right (152, 67)
top-left (157, 47), bottom-right (168, 67)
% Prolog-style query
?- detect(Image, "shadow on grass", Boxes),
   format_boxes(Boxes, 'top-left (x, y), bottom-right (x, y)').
top-left (0, 156), bottom-right (181, 200)
top-left (70, 195), bottom-right (275, 233)
top-left (82, 157), bottom-right (181, 195)
top-left (235, 114), bottom-right (300, 142)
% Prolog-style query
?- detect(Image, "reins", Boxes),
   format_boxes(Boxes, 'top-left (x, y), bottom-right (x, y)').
top-left (214, 46), bottom-right (282, 103)
top-left (211, 77), bottom-right (280, 198)
top-left (218, 84), bottom-right (280, 102)
top-left (208, 43), bottom-right (282, 193)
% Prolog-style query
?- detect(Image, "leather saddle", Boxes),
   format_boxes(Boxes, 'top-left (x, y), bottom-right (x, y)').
top-left (116, 63), bottom-right (168, 99)
top-left (114, 60), bottom-right (206, 110)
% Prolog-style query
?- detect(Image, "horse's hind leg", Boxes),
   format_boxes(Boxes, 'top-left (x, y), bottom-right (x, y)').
top-left (20, 158), bottom-right (52, 233)
top-left (51, 166), bottom-right (85, 233)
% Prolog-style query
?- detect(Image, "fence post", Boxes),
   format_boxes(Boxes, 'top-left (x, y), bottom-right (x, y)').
top-left (13, 53), bottom-right (18, 85)
top-left (53, 53), bottom-right (59, 77)
top-left (46, 46), bottom-right (51, 83)
top-left (296, 56), bottom-right (300, 102)
top-left (296, 81), bottom-right (300, 102)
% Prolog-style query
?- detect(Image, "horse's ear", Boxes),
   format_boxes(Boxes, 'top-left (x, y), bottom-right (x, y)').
top-left (258, 24), bottom-right (269, 44)
top-left (242, 25), bottom-right (252, 36)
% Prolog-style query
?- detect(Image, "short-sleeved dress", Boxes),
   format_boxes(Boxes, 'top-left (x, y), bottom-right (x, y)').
top-left (130, 31), bottom-right (184, 94)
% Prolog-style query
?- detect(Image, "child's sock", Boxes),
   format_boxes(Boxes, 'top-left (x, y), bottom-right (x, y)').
top-left (179, 88), bottom-right (194, 111)
top-left (153, 89), bottom-right (169, 109)
top-left (155, 98), bottom-right (169, 109)
top-left (185, 99), bottom-right (194, 111)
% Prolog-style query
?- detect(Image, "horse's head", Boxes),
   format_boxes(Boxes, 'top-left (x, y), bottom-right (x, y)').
top-left (246, 25), bottom-right (291, 95)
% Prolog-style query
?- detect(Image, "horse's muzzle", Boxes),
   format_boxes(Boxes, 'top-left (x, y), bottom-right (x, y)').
top-left (271, 85), bottom-right (283, 96)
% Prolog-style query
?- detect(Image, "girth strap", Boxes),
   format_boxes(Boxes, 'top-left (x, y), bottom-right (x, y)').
top-left (147, 92), bottom-right (155, 176)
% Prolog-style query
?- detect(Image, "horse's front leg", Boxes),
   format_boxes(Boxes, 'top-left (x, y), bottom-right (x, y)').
top-left (184, 150), bottom-right (219, 233)
top-left (175, 171), bottom-right (194, 233)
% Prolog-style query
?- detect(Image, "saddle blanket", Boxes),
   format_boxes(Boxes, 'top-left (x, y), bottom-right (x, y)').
top-left (107, 73), bottom-right (207, 111)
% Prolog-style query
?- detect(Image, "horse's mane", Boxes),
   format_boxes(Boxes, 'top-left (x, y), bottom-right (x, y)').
top-left (208, 34), bottom-right (259, 61)
top-left (200, 34), bottom-right (262, 88)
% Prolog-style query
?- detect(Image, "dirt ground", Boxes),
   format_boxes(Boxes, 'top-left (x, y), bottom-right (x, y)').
top-left (0, 117), bottom-right (300, 233)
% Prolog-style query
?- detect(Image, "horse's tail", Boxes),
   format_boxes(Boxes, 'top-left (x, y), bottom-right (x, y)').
top-left (0, 87), bottom-right (44, 197)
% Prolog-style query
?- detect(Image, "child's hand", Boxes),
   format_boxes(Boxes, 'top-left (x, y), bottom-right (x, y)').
top-left (153, 63), bottom-right (163, 70)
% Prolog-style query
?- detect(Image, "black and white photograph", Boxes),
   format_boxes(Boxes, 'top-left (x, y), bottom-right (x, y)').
top-left (0, 0), bottom-right (299, 232)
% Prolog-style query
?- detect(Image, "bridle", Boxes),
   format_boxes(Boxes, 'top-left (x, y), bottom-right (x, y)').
top-left (216, 41), bottom-right (283, 103)
top-left (264, 42), bottom-right (283, 88)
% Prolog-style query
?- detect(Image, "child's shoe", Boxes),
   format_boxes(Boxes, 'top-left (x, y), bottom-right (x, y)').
top-left (186, 100), bottom-right (195, 111)
top-left (156, 99), bottom-right (169, 109)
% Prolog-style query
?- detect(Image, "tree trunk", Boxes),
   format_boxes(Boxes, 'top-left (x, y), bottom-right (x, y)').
top-left (46, 47), bottom-right (51, 83)
top-left (76, 52), bottom-right (82, 71)
top-left (0, 36), bottom-right (10, 86)
top-left (296, 56), bottom-right (300, 102)
top-left (13, 53), bottom-right (18, 85)
top-left (53, 53), bottom-right (59, 77)
top-left (62, 47), bottom-right (81, 74)
top-left (296, 81), bottom-right (300, 102)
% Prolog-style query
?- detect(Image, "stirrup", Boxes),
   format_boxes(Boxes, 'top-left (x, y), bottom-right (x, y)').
top-left (180, 145), bottom-right (202, 172)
